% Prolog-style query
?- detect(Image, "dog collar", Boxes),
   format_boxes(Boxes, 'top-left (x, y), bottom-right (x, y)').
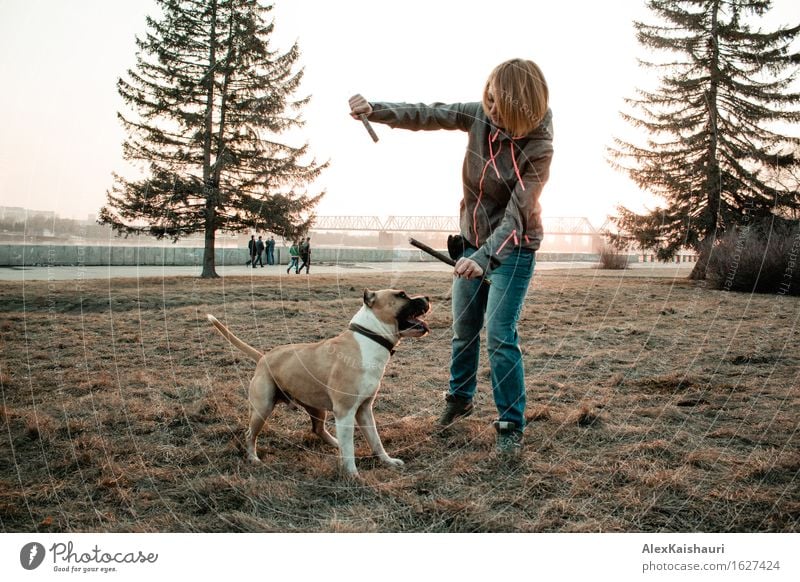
top-left (348, 323), bottom-right (397, 355)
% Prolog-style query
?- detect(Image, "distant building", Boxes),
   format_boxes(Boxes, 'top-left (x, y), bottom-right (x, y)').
top-left (0, 206), bottom-right (56, 222)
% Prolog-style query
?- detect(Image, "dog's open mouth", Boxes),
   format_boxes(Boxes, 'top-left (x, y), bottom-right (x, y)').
top-left (398, 300), bottom-right (431, 337)
top-left (399, 315), bottom-right (430, 336)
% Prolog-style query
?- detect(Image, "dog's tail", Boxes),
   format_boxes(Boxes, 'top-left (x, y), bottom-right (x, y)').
top-left (207, 314), bottom-right (263, 362)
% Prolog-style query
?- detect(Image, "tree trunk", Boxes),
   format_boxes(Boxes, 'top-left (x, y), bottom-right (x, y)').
top-left (693, 0), bottom-right (722, 283)
top-left (200, 0), bottom-right (219, 279)
top-left (213, 8), bottom-right (235, 187)
top-left (689, 237), bottom-right (713, 280)
top-left (201, 204), bottom-right (219, 279)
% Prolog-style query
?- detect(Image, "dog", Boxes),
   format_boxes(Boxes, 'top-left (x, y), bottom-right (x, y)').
top-left (207, 288), bottom-right (431, 478)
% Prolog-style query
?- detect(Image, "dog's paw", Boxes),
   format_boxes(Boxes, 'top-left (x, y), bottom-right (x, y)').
top-left (339, 470), bottom-right (363, 483)
top-left (382, 457), bottom-right (404, 468)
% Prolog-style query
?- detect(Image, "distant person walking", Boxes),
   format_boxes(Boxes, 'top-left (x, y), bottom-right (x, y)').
top-left (267, 236), bottom-right (276, 265)
top-left (298, 237), bottom-right (311, 274)
top-left (254, 236), bottom-right (265, 268)
top-left (246, 235), bottom-right (256, 266)
top-left (287, 241), bottom-right (300, 273)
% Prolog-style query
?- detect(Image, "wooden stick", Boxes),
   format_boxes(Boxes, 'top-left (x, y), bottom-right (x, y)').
top-left (408, 237), bottom-right (456, 266)
top-left (359, 114), bottom-right (379, 143)
top-left (409, 237), bottom-right (491, 284)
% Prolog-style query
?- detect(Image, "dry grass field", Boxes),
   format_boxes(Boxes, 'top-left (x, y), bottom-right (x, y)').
top-left (1, 268), bottom-right (798, 532)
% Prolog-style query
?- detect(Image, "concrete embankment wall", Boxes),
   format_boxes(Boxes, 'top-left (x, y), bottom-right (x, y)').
top-left (0, 244), bottom-right (608, 267)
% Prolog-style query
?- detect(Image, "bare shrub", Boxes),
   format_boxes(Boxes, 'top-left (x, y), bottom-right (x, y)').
top-left (707, 217), bottom-right (800, 295)
top-left (598, 245), bottom-right (630, 270)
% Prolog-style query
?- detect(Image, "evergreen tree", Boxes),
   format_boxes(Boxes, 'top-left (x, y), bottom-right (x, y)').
top-left (609, 0), bottom-right (800, 279)
top-left (100, 0), bottom-right (325, 278)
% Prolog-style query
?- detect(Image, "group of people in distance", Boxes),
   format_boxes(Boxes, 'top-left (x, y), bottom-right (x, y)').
top-left (246, 234), bottom-right (311, 274)
top-left (246, 235), bottom-right (275, 267)
top-left (287, 237), bottom-right (312, 274)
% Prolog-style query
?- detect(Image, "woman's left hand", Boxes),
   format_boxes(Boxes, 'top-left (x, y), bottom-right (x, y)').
top-left (454, 257), bottom-right (484, 279)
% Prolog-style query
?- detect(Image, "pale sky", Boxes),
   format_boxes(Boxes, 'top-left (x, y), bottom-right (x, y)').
top-left (0, 0), bottom-right (797, 228)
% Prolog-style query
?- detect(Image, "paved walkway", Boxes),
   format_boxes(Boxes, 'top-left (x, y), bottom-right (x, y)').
top-left (0, 261), bottom-right (693, 281)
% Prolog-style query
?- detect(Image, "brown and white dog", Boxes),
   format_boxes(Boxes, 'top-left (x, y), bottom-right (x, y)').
top-left (207, 288), bottom-right (431, 478)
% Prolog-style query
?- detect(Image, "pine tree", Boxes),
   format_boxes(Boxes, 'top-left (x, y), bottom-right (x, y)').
top-left (609, 0), bottom-right (800, 279)
top-left (100, 0), bottom-right (326, 278)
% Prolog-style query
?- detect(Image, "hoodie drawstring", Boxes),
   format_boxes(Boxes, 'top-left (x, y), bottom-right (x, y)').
top-left (510, 138), bottom-right (525, 190)
top-left (488, 129), bottom-right (501, 178)
top-left (474, 131), bottom-right (527, 250)
top-left (474, 130), bottom-right (502, 245)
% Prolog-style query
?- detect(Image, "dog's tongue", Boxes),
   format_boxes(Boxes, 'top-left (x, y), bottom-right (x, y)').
top-left (405, 317), bottom-right (430, 334)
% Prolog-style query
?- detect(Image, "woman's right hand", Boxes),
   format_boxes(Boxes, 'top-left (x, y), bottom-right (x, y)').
top-left (348, 94), bottom-right (373, 118)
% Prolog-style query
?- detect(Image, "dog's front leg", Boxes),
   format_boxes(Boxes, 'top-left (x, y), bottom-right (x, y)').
top-left (356, 400), bottom-right (404, 468)
top-left (333, 409), bottom-right (359, 478)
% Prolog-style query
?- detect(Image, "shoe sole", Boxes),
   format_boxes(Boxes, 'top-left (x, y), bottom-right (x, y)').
top-left (496, 440), bottom-right (523, 457)
top-left (437, 407), bottom-right (474, 427)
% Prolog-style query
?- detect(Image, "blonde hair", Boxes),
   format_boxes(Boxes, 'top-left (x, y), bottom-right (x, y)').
top-left (482, 58), bottom-right (549, 136)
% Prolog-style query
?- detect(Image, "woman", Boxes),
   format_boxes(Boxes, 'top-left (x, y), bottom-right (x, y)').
top-left (286, 240), bottom-right (300, 274)
top-left (349, 58), bottom-right (553, 456)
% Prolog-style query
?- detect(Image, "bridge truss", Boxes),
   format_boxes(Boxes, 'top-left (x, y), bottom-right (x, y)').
top-left (313, 216), bottom-right (607, 235)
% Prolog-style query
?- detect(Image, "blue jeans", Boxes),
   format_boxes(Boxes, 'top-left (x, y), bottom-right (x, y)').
top-left (449, 247), bottom-right (535, 429)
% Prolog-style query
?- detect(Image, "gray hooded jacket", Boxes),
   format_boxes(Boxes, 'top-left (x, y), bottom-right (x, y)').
top-left (368, 101), bottom-right (553, 272)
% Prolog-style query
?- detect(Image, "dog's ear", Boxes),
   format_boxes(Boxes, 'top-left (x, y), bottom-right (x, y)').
top-left (363, 288), bottom-right (376, 308)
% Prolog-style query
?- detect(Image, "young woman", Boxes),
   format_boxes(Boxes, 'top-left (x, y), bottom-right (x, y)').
top-left (349, 58), bottom-right (553, 456)
top-left (286, 240), bottom-right (300, 274)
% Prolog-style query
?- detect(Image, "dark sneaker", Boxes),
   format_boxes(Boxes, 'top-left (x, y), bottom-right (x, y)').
top-left (438, 394), bottom-right (474, 427)
top-left (493, 421), bottom-right (523, 457)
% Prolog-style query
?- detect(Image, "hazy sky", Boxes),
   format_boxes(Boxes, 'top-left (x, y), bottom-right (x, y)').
top-left (0, 0), bottom-right (797, 227)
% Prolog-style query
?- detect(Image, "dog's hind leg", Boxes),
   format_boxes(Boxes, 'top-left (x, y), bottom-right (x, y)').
top-left (301, 406), bottom-right (338, 447)
top-left (356, 399), bottom-right (404, 468)
top-left (246, 365), bottom-right (277, 464)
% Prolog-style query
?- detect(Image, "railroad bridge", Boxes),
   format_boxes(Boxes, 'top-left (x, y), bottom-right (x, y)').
top-left (311, 216), bottom-right (608, 252)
